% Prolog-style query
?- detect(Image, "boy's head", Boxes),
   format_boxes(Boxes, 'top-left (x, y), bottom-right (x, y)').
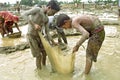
top-left (56, 14), bottom-right (72, 29)
top-left (46, 0), bottom-right (60, 16)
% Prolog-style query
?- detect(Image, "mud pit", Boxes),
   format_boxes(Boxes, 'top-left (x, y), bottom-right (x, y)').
top-left (0, 25), bottom-right (120, 80)
top-left (0, 8), bottom-right (120, 80)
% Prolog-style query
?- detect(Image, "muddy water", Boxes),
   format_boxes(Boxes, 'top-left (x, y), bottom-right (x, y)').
top-left (0, 25), bottom-right (28, 47)
top-left (0, 25), bottom-right (120, 80)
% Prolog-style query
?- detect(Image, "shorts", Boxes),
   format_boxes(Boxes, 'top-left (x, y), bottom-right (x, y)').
top-left (86, 28), bottom-right (105, 62)
top-left (27, 33), bottom-right (46, 57)
top-left (5, 21), bottom-right (14, 33)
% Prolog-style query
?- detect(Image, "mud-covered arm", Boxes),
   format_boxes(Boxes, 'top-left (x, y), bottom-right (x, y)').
top-left (21, 7), bottom-right (40, 28)
top-left (72, 19), bottom-right (89, 53)
top-left (3, 22), bottom-right (9, 35)
top-left (56, 26), bottom-right (67, 44)
top-left (45, 22), bottom-right (57, 45)
top-left (14, 22), bottom-right (21, 32)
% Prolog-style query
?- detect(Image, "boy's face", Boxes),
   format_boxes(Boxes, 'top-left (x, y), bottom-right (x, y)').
top-left (62, 19), bottom-right (72, 29)
top-left (47, 7), bottom-right (58, 16)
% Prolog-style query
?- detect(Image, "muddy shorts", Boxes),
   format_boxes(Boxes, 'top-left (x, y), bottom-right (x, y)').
top-left (27, 34), bottom-right (46, 57)
top-left (86, 27), bottom-right (105, 62)
top-left (0, 24), bottom-right (3, 33)
top-left (5, 21), bottom-right (14, 33)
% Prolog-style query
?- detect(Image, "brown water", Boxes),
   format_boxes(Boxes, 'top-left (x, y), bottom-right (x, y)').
top-left (0, 25), bottom-right (120, 80)
top-left (0, 25), bottom-right (28, 47)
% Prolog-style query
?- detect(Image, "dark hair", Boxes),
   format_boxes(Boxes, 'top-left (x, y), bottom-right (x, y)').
top-left (56, 14), bottom-right (70, 27)
top-left (47, 0), bottom-right (60, 11)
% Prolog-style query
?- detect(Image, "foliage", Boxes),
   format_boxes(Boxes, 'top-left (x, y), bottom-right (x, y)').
top-left (20, 0), bottom-right (33, 6)
top-left (3, 2), bottom-right (10, 7)
top-left (37, 1), bottom-right (47, 5)
top-left (20, 0), bottom-right (118, 6)
top-left (95, 0), bottom-right (118, 5)
top-left (73, 0), bottom-right (81, 3)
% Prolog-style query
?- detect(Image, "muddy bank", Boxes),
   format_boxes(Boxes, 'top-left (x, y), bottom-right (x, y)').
top-left (0, 23), bottom-right (119, 54)
top-left (0, 42), bottom-right (29, 54)
top-left (0, 26), bottom-right (118, 54)
top-left (0, 32), bottom-right (81, 54)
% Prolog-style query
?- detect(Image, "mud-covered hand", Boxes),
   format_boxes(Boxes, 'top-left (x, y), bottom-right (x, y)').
top-left (34, 24), bottom-right (41, 30)
top-left (72, 45), bottom-right (79, 53)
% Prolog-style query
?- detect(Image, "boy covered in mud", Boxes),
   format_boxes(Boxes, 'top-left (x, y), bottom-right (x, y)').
top-left (22, 0), bottom-right (60, 69)
top-left (0, 11), bottom-right (21, 37)
top-left (56, 14), bottom-right (105, 74)
top-left (48, 15), bottom-right (68, 45)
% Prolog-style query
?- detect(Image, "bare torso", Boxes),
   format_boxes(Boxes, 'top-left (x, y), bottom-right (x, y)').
top-left (72, 15), bottom-right (103, 52)
top-left (72, 15), bottom-right (101, 32)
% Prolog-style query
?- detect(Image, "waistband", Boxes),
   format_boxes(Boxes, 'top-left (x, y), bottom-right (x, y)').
top-left (92, 26), bottom-right (104, 34)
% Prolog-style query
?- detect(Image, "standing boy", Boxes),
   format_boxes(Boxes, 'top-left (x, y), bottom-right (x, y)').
top-left (22, 0), bottom-right (60, 69)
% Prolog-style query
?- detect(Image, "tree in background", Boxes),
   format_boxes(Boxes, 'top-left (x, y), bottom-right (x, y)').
top-left (20, 0), bottom-right (33, 6)
top-left (95, 0), bottom-right (118, 5)
top-left (20, 0), bottom-right (48, 6)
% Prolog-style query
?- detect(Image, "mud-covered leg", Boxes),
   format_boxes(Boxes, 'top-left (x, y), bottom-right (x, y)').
top-left (85, 57), bottom-right (92, 74)
top-left (36, 55), bottom-right (42, 69)
top-left (42, 52), bottom-right (47, 66)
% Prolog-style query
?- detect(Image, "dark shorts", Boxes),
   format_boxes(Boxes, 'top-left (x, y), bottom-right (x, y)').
top-left (0, 19), bottom-right (13, 35)
top-left (27, 34), bottom-right (46, 57)
top-left (86, 28), bottom-right (105, 62)
top-left (5, 21), bottom-right (14, 33)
